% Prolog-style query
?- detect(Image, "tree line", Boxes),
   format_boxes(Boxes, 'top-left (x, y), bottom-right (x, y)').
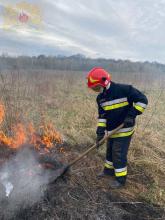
top-left (0, 54), bottom-right (165, 74)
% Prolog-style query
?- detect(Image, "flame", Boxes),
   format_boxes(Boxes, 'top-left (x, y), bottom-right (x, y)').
top-left (59, 147), bottom-right (65, 153)
top-left (28, 123), bottom-right (63, 151)
top-left (0, 102), bottom-right (63, 151)
top-left (10, 123), bottom-right (27, 149)
top-left (0, 131), bottom-right (12, 146)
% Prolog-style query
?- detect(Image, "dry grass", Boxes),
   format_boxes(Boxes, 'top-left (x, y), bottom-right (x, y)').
top-left (0, 69), bottom-right (164, 206)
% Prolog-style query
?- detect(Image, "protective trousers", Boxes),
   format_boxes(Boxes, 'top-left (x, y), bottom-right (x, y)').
top-left (104, 136), bottom-right (132, 185)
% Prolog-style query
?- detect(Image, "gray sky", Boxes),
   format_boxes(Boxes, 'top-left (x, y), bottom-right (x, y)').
top-left (0, 0), bottom-right (165, 63)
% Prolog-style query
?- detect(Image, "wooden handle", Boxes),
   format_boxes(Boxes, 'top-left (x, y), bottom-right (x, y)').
top-left (68, 123), bottom-right (124, 167)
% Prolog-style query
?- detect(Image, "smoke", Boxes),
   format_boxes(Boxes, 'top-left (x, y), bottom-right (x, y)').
top-left (0, 147), bottom-right (51, 218)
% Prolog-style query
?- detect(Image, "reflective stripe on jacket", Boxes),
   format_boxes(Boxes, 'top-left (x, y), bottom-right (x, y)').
top-left (96, 81), bottom-right (148, 137)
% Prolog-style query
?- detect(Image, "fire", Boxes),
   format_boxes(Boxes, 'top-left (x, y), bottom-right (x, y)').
top-left (0, 102), bottom-right (63, 151)
top-left (28, 123), bottom-right (63, 151)
top-left (11, 123), bottom-right (27, 149)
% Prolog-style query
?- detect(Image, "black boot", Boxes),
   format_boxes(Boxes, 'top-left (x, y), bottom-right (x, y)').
top-left (109, 176), bottom-right (126, 189)
top-left (97, 168), bottom-right (114, 179)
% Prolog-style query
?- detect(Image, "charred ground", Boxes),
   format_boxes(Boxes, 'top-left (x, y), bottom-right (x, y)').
top-left (0, 145), bottom-right (164, 220)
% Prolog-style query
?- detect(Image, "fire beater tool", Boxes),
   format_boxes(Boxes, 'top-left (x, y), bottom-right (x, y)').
top-left (52, 124), bottom-right (124, 182)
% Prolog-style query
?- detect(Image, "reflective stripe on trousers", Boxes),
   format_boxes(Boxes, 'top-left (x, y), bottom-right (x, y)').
top-left (105, 135), bottom-right (132, 184)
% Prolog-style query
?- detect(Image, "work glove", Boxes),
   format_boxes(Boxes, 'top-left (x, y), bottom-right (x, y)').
top-left (123, 116), bottom-right (135, 127)
top-left (96, 134), bottom-right (104, 149)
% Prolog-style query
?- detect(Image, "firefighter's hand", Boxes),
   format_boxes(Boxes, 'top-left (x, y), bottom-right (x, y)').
top-left (96, 134), bottom-right (104, 149)
top-left (124, 116), bottom-right (135, 127)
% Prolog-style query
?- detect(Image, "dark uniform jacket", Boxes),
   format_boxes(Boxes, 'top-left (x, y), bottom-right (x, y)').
top-left (96, 81), bottom-right (148, 138)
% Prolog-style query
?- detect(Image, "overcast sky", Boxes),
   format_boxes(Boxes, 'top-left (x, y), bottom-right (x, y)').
top-left (0, 0), bottom-right (165, 63)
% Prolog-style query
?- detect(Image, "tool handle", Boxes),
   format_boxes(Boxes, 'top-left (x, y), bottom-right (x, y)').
top-left (68, 123), bottom-right (124, 168)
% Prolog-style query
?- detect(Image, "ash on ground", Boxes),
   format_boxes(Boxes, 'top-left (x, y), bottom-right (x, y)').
top-left (0, 147), bottom-right (63, 219)
top-left (0, 146), bottom-right (164, 220)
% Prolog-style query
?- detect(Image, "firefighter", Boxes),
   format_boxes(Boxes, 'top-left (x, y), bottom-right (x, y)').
top-left (87, 67), bottom-right (148, 189)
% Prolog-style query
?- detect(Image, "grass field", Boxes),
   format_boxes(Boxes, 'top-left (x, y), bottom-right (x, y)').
top-left (0, 69), bottom-right (165, 208)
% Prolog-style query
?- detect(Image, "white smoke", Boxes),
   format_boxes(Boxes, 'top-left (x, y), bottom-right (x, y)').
top-left (1, 172), bottom-right (14, 197)
top-left (0, 147), bottom-right (52, 217)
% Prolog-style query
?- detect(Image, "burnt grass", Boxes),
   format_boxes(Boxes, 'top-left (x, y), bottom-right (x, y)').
top-left (0, 145), bottom-right (164, 220)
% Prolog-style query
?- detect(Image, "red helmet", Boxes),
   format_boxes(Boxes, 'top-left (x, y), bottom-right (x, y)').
top-left (87, 67), bottom-right (111, 88)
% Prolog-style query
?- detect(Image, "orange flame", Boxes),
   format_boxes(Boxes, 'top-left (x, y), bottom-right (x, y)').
top-left (10, 123), bottom-right (27, 149)
top-left (0, 102), bottom-right (63, 151)
top-left (28, 123), bottom-right (63, 151)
